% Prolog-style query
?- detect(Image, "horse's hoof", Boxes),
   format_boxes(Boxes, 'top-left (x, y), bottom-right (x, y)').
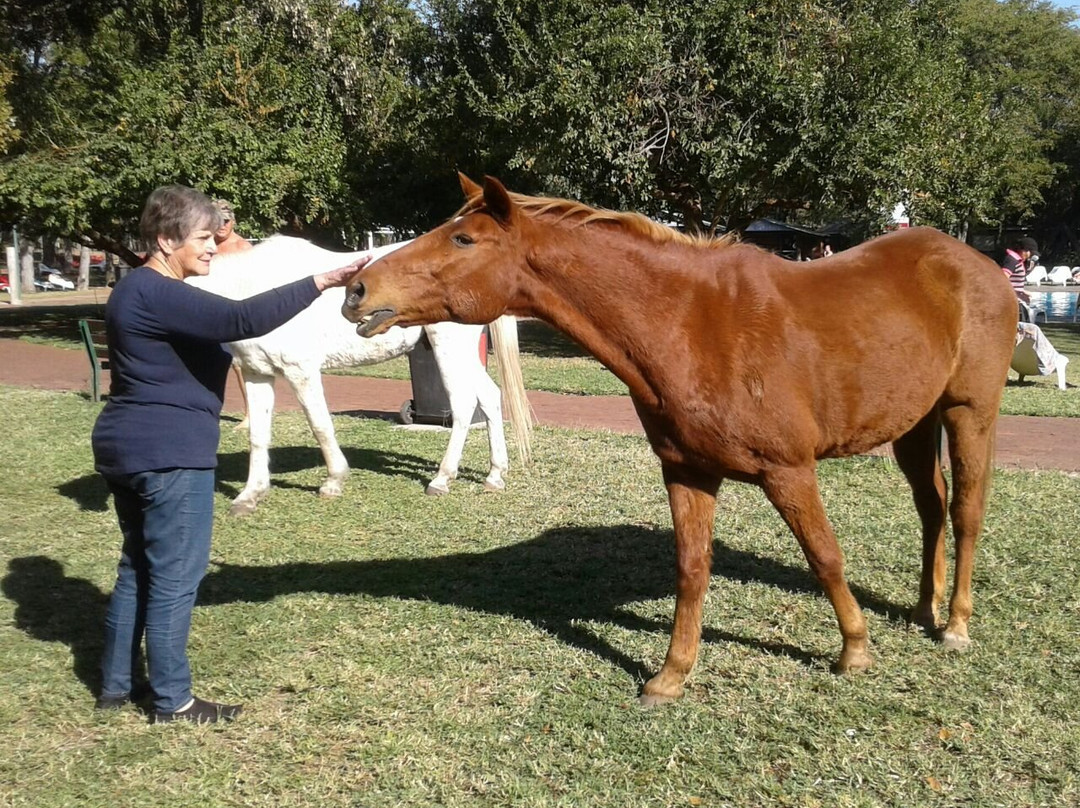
top-left (909, 606), bottom-right (940, 632)
top-left (483, 479), bottom-right (505, 493)
top-left (638, 692), bottom-right (678, 708)
top-left (941, 631), bottom-right (971, 651)
top-left (425, 483), bottom-right (450, 497)
top-left (832, 650), bottom-right (873, 674)
top-left (319, 484), bottom-right (343, 498)
top-left (228, 500), bottom-right (257, 517)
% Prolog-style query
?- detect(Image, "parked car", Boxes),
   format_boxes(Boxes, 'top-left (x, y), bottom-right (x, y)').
top-left (0, 272), bottom-right (8, 292)
top-left (38, 264), bottom-right (76, 291)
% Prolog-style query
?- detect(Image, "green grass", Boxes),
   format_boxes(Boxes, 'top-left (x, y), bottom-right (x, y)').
top-left (2, 306), bottom-right (1078, 412)
top-left (2, 386), bottom-right (1079, 807)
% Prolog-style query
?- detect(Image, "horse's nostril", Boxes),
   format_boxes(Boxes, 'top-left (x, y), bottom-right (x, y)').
top-left (345, 286), bottom-right (364, 309)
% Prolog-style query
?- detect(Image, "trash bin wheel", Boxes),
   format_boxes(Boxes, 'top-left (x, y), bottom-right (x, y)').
top-left (398, 399), bottom-right (415, 425)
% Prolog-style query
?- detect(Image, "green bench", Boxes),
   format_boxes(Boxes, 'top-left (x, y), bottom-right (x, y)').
top-left (78, 318), bottom-right (109, 402)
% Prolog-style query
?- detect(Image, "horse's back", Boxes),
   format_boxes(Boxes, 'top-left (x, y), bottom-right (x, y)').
top-left (197, 237), bottom-right (421, 372)
top-left (726, 228), bottom-right (1015, 460)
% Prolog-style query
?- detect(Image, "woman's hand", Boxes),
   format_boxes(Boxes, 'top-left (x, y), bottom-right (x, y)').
top-left (315, 255), bottom-right (371, 292)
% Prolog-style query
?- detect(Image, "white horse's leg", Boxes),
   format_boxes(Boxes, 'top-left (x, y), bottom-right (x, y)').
top-left (473, 363), bottom-right (510, 492)
top-left (230, 372), bottom-right (276, 517)
top-left (425, 324), bottom-right (509, 494)
top-left (281, 365), bottom-right (349, 498)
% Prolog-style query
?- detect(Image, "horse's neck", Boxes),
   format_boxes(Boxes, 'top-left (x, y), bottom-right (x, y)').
top-left (519, 228), bottom-right (736, 408)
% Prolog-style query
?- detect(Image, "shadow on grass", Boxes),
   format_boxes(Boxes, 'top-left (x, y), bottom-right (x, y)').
top-left (1, 556), bottom-right (109, 695)
top-left (56, 443), bottom-right (488, 511)
top-left (0, 303), bottom-right (108, 346)
top-left (5, 527), bottom-right (909, 697)
top-left (193, 526), bottom-right (907, 682)
top-left (517, 319), bottom-right (592, 359)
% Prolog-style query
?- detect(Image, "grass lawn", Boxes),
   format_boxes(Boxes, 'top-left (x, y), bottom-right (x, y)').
top-left (1, 386), bottom-right (1078, 807)
top-left (1, 305), bottom-right (1078, 415)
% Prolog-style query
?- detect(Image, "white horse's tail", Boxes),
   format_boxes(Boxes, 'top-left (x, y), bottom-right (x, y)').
top-left (490, 315), bottom-right (533, 464)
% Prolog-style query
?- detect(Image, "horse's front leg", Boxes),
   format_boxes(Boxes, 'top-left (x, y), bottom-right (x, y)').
top-left (640, 465), bottom-right (721, 706)
top-left (282, 365), bottom-right (349, 498)
top-left (230, 372), bottom-right (276, 516)
top-left (760, 464), bottom-right (872, 673)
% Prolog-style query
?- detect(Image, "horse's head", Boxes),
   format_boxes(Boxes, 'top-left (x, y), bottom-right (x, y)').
top-left (342, 174), bottom-right (523, 337)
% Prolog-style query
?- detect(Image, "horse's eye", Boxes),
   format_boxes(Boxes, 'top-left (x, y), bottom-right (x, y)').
top-left (451, 233), bottom-right (474, 247)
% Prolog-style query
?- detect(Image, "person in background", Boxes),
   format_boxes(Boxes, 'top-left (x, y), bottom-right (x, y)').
top-left (1001, 236), bottom-right (1038, 308)
top-left (213, 199), bottom-right (253, 256)
top-left (213, 199), bottom-right (256, 428)
top-left (92, 185), bottom-right (367, 724)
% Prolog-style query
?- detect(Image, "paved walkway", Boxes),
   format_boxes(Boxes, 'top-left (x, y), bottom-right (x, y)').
top-left (1, 337), bottom-right (1078, 473)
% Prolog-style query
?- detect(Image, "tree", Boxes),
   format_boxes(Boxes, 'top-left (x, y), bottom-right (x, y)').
top-left (951, 0), bottom-right (1080, 259)
top-left (418, 0), bottom-right (1001, 236)
top-left (0, 0), bottom-right (423, 260)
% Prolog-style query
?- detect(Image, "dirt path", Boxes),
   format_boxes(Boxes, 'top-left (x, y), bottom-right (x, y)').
top-left (2, 337), bottom-right (1078, 473)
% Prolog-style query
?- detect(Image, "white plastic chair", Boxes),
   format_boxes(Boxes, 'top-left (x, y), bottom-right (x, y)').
top-left (1048, 266), bottom-right (1074, 285)
top-left (1026, 265), bottom-right (1048, 285)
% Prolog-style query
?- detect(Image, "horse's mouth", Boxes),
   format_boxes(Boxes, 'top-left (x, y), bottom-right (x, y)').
top-left (354, 308), bottom-right (397, 337)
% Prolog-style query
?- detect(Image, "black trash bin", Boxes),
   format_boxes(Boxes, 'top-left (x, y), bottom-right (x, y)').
top-left (400, 327), bottom-right (488, 426)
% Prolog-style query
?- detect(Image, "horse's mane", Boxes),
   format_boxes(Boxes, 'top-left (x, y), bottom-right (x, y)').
top-left (455, 192), bottom-right (735, 249)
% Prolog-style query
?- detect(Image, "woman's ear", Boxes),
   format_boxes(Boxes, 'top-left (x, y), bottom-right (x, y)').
top-left (156, 234), bottom-right (176, 256)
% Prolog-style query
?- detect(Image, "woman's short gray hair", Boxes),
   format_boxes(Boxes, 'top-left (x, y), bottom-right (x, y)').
top-left (140, 185), bottom-right (223, 246)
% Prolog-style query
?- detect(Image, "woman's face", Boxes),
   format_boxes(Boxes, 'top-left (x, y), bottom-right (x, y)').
top-left (215, 219), bottom-right (235, 241)
top-left (164, 228), bottom-right (217, 278)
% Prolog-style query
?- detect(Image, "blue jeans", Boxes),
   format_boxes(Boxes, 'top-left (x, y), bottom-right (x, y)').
top-left (100, 468), bottom-right (215, 712)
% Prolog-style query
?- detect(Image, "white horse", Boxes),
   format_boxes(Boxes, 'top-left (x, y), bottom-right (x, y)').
top-left (189, 236), bottom-right (532, 516)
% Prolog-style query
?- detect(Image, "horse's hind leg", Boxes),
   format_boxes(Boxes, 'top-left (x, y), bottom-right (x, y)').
top-left (230, 372), bottom-right (276, 517)
top-left (426, 325), bottom-right (508, 495)
top-left (472, 369), bottom-right (509, 492)
top-left (760, 465), bottom-right (872, 673)
top-left (892, 412), bottom-right (949, 632)
top-left (939, 404), bottom-right (996, 650)
top-left (283, 365), bottom-right (349, 498)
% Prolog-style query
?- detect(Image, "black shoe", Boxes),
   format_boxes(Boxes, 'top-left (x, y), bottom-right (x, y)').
top-left (94, 682), bottom-right (152, 711)
top-left (151, 696), bottom-right (243, 725)
top-left (94, 694), bottom-right (129, 711)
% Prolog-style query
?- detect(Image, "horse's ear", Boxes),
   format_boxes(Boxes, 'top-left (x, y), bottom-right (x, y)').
top-left (458, 172), bottom-right (483, 199)
top-left (482, 176), bottom-right (516, 228)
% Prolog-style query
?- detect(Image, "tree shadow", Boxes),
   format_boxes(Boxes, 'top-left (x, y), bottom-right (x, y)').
top-left (5, 527), bottom-right (910, 698)
top-left (0, 303), bottom-right (108, 344)
top-left (517, 319), bottom-right (593, 359)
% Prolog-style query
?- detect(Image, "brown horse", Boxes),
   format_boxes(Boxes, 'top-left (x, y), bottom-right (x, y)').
top-left (341, 174), bottom-right (1018, 705)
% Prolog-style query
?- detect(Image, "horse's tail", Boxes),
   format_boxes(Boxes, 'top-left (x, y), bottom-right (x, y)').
top-left (490, 315), bottom-right (533, 464)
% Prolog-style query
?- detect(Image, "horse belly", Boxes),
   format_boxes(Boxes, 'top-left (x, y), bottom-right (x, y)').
top-left (815, 376), bottom-right (944, 458)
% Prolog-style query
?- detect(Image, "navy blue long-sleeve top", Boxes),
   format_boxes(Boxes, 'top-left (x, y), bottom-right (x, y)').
top-left (92, 267), bottom-right (321, 476)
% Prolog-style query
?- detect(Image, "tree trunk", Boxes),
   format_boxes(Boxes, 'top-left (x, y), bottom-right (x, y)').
top-left (42, 237), bottom-right (58, 269)
top-left (5, 245), bottom-right (21, 305)
top-left (78, 245), bottom-right (91, 290)
top-left (19, 241), bottom-right (35, 293)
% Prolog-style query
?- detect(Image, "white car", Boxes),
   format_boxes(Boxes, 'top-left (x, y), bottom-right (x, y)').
top-left (38, 265), bottom-right (75, 291)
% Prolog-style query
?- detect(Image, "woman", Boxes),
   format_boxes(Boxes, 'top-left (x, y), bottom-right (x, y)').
top-left (92, 185), bottom-right (366, 724)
